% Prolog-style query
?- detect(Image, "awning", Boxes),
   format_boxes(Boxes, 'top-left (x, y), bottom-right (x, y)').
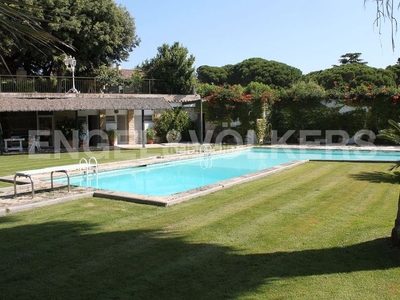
top-left (0, 93), bottom-right (172, 112)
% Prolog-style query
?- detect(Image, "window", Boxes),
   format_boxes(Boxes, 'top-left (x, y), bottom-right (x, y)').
top-left (106, 116), bottom-right (116, 123)
top-left (143, 115), bottom-right (153, 121)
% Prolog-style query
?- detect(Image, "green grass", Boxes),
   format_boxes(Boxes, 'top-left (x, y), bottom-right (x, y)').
top-left (0, 159), bottom-right (400, 299)
top-left (0, 147), bottom-right (179, 187)
top-left (0, 147), bottom-right (179, 177)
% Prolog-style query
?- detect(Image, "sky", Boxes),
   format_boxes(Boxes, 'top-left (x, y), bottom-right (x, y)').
top-left (115, 0), bottom-right (400, 75)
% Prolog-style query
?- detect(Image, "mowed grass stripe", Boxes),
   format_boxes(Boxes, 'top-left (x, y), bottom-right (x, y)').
top-left (163, 161), bottom-right (340, 238)
top-left (178, 162), bottom-right (396, 254)
top-left (269, 162), bottom-right (397, 249)
top-left (179, 162), bottom-right (363, 247)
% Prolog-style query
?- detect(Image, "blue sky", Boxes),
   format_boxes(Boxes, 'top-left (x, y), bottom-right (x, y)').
top-left (115, 0), bottom-right (400, 75)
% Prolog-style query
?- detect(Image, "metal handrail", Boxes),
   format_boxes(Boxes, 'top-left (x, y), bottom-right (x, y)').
top-left (0, 75), bottom-right (172, 94)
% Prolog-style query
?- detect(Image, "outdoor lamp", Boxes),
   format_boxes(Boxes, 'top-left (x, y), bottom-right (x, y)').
top-left (64, 55), bottom-right (79, 93)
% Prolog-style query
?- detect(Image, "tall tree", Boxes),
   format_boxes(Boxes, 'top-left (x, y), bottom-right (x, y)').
top-left (140, 42), bottom-right (195, 94)
top-left (305, 63), bottom-right (396, 89)
top-left (227, 58), bottom-right (302, 88)
top-left (0, 0), bottom-right (140, 76)
top-left (385, 60), bottom-right (400, 87)
top-left (197, 65), bottom-right (228, 85)
top-left (0, 0), bottom-right (71, 73)
top-left (337, 53), bottom-right (368, 65)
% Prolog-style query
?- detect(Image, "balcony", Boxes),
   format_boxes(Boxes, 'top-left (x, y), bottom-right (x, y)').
top-left (0, 75), bottom-right (173, 94)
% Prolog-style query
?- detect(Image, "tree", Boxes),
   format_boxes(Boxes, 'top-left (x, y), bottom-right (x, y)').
top-left (0, 0), bottom-right (140, 76)
top-left (197, 65), bottom-right (228, 85)
top-left (94, 65), bottom-right (124, 93)
top-left (126, 69), bottom-right (144, 93)
top-left (197, 58), bottom-right (302, 88)
top-left (227, 58), bottom-right (302, 88)
top-left (305, 63), bottom-right (396, 89)
top-left (385, 61), bottom-right (400, 87)
top-left (0, 0), bottom-right (72, 73)
top-left (377, 119), bottom-right (400, 247)
top-left (337, 53), bottom-right (368, 65)
top-left (154, 108), bottom-right (191, 142)
top-left (139, 42), bottom-right (195, 94)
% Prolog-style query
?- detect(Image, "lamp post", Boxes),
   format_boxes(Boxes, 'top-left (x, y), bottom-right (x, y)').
top-left (64, 55), bottom-right (79, 93)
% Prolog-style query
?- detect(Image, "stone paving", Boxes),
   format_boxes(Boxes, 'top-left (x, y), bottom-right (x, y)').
top-left (0, 184), bottom-right (94, 215)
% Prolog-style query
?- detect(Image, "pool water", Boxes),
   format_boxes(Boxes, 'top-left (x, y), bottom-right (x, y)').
top-left (57, 148), bottom-right (399, 197)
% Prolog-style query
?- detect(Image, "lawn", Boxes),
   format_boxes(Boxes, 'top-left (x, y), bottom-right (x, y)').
top-left (0, 152), bottom-right (400, 299)
top-left (0, 147), bottom-right (181, 177)
top-left (0, 147), bottom-right (179, 187)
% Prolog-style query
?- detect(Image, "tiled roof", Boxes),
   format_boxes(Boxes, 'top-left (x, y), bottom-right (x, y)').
top-left (0, 93), bottom-right (172, 112)
top-left (161, 94), bottom-right (202, 103)
top-left (120, 69), bottom-right (134, 79)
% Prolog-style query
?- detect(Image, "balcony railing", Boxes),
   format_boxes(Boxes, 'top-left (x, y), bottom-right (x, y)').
top-left (0, 75), bottom-right (172, 94)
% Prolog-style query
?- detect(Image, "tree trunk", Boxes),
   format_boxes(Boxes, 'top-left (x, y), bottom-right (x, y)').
top-left (391, 192), bottom-right (400, 247)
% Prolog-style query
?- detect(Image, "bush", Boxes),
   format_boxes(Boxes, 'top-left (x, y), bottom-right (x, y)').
top-left (154, 108), bottom-right (190, 142)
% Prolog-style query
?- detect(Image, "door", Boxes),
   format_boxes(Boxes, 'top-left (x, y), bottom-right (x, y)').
top-left (88, 115), bottom-right (100, 146)
top-left (38, 115), bottom-right (53, 147)
top-left (117, 115), bottom-right (127, 144)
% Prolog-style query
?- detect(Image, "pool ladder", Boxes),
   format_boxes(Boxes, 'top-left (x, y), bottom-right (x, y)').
top-left (79, 157), bottom-right (99, 187)
top-left (199, 144), bottom-right (213, 169)
top-left (199, 144), bottom-right (212, 156)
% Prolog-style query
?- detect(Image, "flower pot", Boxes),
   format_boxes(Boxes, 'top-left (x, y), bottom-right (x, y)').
top-left (147, 139), bottom-right (154, 144)
top-left (109, 140), bottom-right (115, 146)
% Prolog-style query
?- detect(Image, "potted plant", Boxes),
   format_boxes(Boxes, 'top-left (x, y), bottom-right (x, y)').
top-left (106, 129), bottom-right (119, 146)
top-left (146, 128), bottom-right (157, 144)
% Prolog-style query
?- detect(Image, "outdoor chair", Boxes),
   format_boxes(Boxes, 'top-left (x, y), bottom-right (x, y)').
top-left (28, 135), bottom-right (41, 152)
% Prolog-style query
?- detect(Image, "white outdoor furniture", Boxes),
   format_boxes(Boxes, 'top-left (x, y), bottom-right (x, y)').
top-left (28, 135), bottom-right (41, 152)
top-left (4, 137), bottom-right (25, 152)
top-left (14, 157), bottom-right (98, 197)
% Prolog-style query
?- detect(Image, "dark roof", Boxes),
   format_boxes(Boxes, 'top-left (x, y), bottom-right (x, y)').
top-left (0, 93), bottom-right (172, 112)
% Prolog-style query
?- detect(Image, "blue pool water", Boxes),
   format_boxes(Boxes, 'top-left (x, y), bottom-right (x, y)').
top-left (57, 148), bottom-right (399, 197)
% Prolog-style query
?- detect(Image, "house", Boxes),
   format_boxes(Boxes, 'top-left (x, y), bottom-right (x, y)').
top-left (0, 92), bottom-right (201, 149)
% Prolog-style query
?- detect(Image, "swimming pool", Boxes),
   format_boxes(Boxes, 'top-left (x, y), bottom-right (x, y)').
top-left (54, 147), bottom-right (399, 198)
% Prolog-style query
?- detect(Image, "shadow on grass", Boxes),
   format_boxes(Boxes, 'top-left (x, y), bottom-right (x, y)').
top-left (349, 170), bottom-right (400, 184)
top-left (0, 220), bottom-right (399, 299)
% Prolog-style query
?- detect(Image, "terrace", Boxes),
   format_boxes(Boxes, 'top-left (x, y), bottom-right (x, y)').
top-left (0, 74), bottom-right (201, 150)
top-left (0, 74), bottom-right (172, 94)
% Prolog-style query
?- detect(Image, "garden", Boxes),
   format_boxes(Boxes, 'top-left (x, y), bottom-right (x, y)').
top-left (0, 149), bottom-right (399, 299)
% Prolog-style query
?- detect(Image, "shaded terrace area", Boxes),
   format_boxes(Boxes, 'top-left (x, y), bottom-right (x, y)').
top-left (0, 93), bottom-right (177, 151)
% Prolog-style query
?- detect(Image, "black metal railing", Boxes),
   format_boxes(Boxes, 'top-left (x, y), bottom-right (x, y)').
top-left (0, 75), bottom-right (172, 94)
